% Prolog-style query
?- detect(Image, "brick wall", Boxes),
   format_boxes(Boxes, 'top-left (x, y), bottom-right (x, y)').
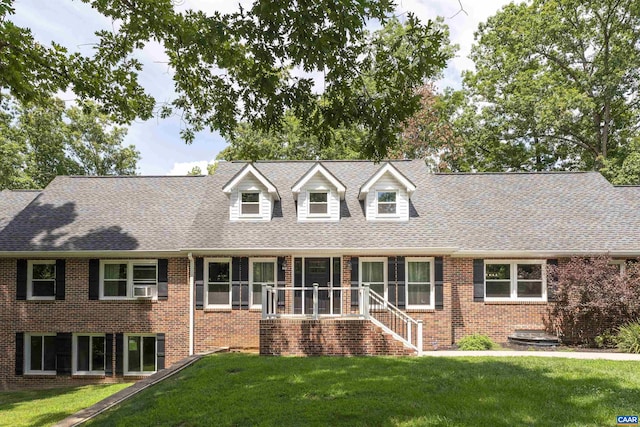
top-left (1, 253), bottom-right (558, 388)
top-left (0, 258), bottom-right (189, 390)
top-left (260, 319), bottom-right (414, 356)
top-left (449, 257), bottom-right (550, 344)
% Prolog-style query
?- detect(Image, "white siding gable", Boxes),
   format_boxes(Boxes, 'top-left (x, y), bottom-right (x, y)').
top-left (365, 171), bottom-right (410, 221)
top-left (228, 175), bottom-right (273, 221)
top-left (297, 174), bottom-right (340, 222)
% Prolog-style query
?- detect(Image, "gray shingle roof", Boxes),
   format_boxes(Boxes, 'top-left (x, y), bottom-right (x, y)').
top-left (0, 189), bottom-right (41, 232)
top-left (187, 160), bottom-right (444, 251)
top-left (1, 162), bottom-right (639, 254)
top-left (187, 161), bottom-right (640, 254)
top-left (0, 176), bottom-right (207, 252)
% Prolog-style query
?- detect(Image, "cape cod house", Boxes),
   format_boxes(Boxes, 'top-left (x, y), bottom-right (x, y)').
top-left (1, 159), bottom-right (638, 389)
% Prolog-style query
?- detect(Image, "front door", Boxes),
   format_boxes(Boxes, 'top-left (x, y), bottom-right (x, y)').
top-left (304, 258), bottom-right (331, 315)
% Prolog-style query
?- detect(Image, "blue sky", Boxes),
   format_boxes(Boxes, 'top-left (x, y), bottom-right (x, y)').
top-left (11, 0), bottom-right (510, 175)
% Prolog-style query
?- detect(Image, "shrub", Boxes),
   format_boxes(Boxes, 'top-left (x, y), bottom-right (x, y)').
top-left (547, 256), bottom-right (640, 346)
top-left (594, 331), bottom-right (617, 349)
top-left (617, 321), bottom-right (640, 354)
top-left (457, 334), bottom-right (497, 350)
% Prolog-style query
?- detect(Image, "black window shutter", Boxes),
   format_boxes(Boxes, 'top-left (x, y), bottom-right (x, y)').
top-left (473, 259), bottom-right (485, 302)
top-left (105, 334), bottom-right (113, 375)
top-left (294, 258), bottom-right (302, 286)
top-left (277, 257), bottom-right (286, 284)
top-left (240, 257), bottom-right (249, 309)
top-left (157, 259), bottom-right (169, 300)
top-left (15, 332), bottom-right (24, 375)
top-left (156, 333), bottom-right (165, 370)
top-left (387, 257), bottom-right (397, 305)
top-left (350, 257), bottom-right (359, 308)
top-left (435, 257), bottom-right (444, 309)
top-left (332, 257), bottom-right (341, 287)
top-left (16, 259), bottom-right (27, 300)
top-left (56, 332), bottom-right (72, 375)
top-left (88, 259), bottom-right (100, 300)
top-left (396, 256), bottom-right (406, 309)
top-left (55, 259), bottom-right (66, 300)
top-left (546, 259), bottom-right (559, 302)
top-left (231, 257), bottom-right (241, 309)
top-left (195, 257), bottom-right (204, 309)
top-left (115, 333), bottom-right (124, 375)
top-left (277, 257), bottom-right (286, 308)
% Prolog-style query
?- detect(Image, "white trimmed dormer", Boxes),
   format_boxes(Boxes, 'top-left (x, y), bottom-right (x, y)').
top-left (292, 162), bottom-right (346, 222)
top-left (222, 163), bottom-right (280, 221)
top-left (358, 162), bottom-right (416, 221)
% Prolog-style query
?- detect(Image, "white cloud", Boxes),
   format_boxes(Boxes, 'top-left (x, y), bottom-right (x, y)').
top-left (167, 158), bottom-right (217, 176)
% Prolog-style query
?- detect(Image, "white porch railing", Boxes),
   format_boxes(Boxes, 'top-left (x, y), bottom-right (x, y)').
top-left (261, 283), bottom-right (422, 354)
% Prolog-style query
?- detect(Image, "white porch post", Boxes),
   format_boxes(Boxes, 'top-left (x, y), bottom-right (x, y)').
top-left (261, 283), bottom-right (269, 319)
top-left (362, 283), bottom-right (370, 319)
top-left (416, 320), bottom-right (423, 355)
top-left (312, 283), bottom-right (319, 320)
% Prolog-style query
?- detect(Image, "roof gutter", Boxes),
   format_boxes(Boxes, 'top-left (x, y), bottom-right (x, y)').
top-left (451, 249), bottom-right (640, 258)
top-left (181, 247), bottom-right (460, 257)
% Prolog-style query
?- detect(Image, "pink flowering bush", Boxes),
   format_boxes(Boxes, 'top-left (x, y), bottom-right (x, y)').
top-left (547, 256), bottom-right (640, 346)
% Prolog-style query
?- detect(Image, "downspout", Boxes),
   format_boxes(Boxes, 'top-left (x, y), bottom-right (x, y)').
top-left (188, 252), bottom-right (194, 356)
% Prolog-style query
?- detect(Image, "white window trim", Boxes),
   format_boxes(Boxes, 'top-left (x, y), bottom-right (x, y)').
top-left (72, 333), bottom-right (106, 375)
top-left (240, 190), bottom-right (262, 217)
top-left (24, 333), bottom-right (56, 375)
top-left (27, 260), bottom-right (56, 301)
top-left (249, 257), bottom-right (277, 309)
top-left (405, 257), bottom-right (435, 309)
top-left (484, 260), bottom-right (547, 302)
top-left (99, 260), bottom-right (158, 300)
top-left (610, 260), bottom-right (626, 275)
top-left (375, 190), bottom-right (399, 217)
top-left (307, 190), bottom-right (330, 217)
top-left (205, 257), bottom-right (232, 308)
top-left (359, 257), bottom-right (388, 301)
top-left (124, 333), bottom-right (157, 376)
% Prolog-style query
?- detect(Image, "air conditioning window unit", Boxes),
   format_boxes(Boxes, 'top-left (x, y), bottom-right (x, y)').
top-left (133, 285), bottom-right (154, 298)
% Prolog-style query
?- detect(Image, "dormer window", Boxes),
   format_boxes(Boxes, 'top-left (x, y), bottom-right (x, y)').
top-left (377, 191), bottom-right (397, 215)
top-left (241, 192), bottom-right (260, 215)
top-left (359, 162), bottom-right (416, 222)
top-left (292, 162), bottom-right (345, 222)
top-left (308, 191), bottom-right (328, 215)
top-left (222, 163), bottom-right (279, 221)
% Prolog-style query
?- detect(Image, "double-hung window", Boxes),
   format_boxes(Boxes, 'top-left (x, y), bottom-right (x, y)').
top-left (25, 333), bottom-right (56, 374)
top-left (250, 258), bottom-right (276, 308)
top-left (240, 192), bottom-right (260, 215)
top-left (206, 258), bottom-right (231, 308)
top-left (73, 334), bottom-right (105, 374)
top-left (360, 258), bottom-right (386, 300)
top-left (101, 260), bottom-right (158, 299)
top-left (406, 258), bottom-right (433, 308)
top-left (125, 334), bottom-right (156, 375)
top-left (485, 260), bottom-right (545, 301)
top-left (308, 191), bottom-right (328, 215)
top-left (377, 191), bottom-right (397, 215)
top-left (28, 260), bottom-right (56, 299)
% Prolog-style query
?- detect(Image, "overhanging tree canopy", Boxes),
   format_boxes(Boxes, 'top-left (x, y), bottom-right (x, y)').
top-left (1, 0), bottom-right (450, 158)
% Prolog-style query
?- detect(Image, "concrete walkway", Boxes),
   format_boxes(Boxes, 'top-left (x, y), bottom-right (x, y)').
top-left (420, 350), bottom-right (640, 360)
top-left (54, 348), bottom-right (228, 427)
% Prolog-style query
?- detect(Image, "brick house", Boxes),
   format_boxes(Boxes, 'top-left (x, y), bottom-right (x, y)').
top-left (1, 160), bottom-right (637, 389)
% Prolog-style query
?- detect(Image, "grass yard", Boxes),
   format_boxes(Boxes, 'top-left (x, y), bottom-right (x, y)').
top-left (0, 383), bottom-right (130, 427)
top-left (87, 354), bottom-right (640, 427)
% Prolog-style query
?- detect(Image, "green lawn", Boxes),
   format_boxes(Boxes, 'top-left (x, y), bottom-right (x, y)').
top-left (86, 354), bottom-right (640, 427)
top-left (0, 383), bottom-right (130, 427)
